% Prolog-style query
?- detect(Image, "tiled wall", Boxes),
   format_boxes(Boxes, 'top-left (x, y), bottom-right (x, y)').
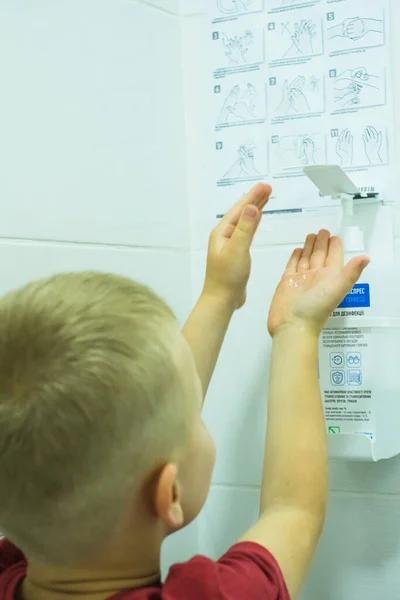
top-left (0, 0), bottom-right (197, 575)
top-left (182, 2), bottom-right (400, 598)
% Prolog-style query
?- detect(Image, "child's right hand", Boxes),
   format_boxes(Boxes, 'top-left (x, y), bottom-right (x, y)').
top-left (268, 230), bottom-right (369, 338)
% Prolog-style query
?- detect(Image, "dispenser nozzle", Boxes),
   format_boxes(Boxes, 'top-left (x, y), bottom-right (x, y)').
top-left (341, 193), bottom-right (355, 219)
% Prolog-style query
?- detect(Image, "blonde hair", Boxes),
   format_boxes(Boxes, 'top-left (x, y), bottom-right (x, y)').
top-left (0, 272), bottom-right (190, 564)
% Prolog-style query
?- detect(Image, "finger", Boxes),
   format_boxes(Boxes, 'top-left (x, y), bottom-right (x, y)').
top-left (221, 223), bottom-right (236, 240)
top-left (298, 76), bottom-right (306, 90)
top-left (341, 256), bottom-right (370, 295)
top-left (325, 236), bottom-right (344, 270)
top-left (366, 125), bottom-right (375, 139)
top-left (353, 67), bottom-right (365, 79)
top-left (229, 204), bottom-right (261, 252)
top-left (284, 248), bottom-right (303, 274)
top-left (218, 183), bottom-right (271, 230)
top-left (310, 229), bottom-right (331, 270)
top-left (291, 76), bottom-right (303, 89)
top-left (298, 234), bottom-right (317, 272)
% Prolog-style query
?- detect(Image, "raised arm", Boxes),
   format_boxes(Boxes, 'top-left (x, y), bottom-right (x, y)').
top-left (240, 231), bottom-right (369, 598)
top-left (182, 184), bottom-right (271, 400)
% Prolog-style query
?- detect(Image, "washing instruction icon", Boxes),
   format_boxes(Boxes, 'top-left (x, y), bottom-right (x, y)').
top-left (331, 370), bottom-right (345, 386)
top-left (348, 370), bottom-right (362, 386)
top-left (330, 353), bottom-right (344, 368)
top-left (346, 352), bottom-right (362, 368)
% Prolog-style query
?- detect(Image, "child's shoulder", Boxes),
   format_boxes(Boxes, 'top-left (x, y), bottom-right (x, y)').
top-left (0, 539), bottom-right (26, 598)
top-left (0, 541), bottom-right (289, 600)
top-left (123, 542), bottom-right (289, 600)
top-left (0, 539), bottom-right (25, 573)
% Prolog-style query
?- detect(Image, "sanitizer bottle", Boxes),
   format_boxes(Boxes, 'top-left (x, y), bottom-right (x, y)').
top-left (304, 165), bottom-right (400, 461)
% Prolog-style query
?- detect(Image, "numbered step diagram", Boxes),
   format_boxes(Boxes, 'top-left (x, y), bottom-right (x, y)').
top-left (326, 3), bottom-right (386, 57)
top-left (215, 127), bottom-right (269, 187)
top-left (268, 69), bottom-right (325, 122)
top-left (328, 117), bottom-right (389, 169)
top-left (328, 60), bottom-right (387, 114)
top-left (211, 22), bottom-right (265, 77)
top-left (270, 126), bottom-right (327, 176)
top-left (213, 72), bottom-right (267, 131)
top-left (212, 0), bottom-right (264, 23)
top-left (265, 11), bottom-right (324, 65)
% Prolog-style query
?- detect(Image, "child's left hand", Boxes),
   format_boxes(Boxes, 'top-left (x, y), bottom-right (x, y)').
top-left (202, 183), bottom-right (272, 310)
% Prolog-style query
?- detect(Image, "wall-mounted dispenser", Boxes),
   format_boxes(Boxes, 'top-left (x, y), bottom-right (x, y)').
top-left (304, 165), bottom-right (400, 461)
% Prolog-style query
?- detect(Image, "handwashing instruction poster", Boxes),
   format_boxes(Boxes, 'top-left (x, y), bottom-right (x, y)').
top-left (208, 0), bottom-right (393, 217)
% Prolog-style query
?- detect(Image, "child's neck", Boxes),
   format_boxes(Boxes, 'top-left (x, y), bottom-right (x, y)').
top-left (21, 568), bottom-right (161, 600)
top-left (20, 529), bottom-right (164, 600)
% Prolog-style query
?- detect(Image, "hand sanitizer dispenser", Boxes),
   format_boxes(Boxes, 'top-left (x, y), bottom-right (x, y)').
top-left (304, 165), bottom-right (400, 461)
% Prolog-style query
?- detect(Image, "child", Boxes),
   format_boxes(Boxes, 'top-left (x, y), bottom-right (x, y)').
top-left (0, 184), bottom-right (368, 600)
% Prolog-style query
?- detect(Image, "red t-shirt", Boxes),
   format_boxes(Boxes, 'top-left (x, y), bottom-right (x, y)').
top-left (0, 538), bottom-right (290, 599)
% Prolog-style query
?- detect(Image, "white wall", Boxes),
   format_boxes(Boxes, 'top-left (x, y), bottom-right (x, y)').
top-left (182, 3), bottom-right (400, 599)
top-left (0, 0), bottom-right (197, 574)
top-left (0, 0), bottom-right (189, 248)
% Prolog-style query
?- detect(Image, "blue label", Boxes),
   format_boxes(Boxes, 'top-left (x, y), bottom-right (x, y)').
top-left (338, 283), bottom-right (370, 309)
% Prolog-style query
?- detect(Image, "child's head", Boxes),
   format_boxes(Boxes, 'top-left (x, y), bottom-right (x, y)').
top-left (0, 272), bottom-right (216, 565)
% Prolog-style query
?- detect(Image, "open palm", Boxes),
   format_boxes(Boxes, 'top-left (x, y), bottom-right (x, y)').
top-left (268, 231), bottom-right (369, 337)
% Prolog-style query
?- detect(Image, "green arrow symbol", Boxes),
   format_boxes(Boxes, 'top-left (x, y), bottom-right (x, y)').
top-left (328, 426), bottom-right (341, 434)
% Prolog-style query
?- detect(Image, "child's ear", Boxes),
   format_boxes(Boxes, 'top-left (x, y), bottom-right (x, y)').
top-left (154, 463), bottom-right (184, 530)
